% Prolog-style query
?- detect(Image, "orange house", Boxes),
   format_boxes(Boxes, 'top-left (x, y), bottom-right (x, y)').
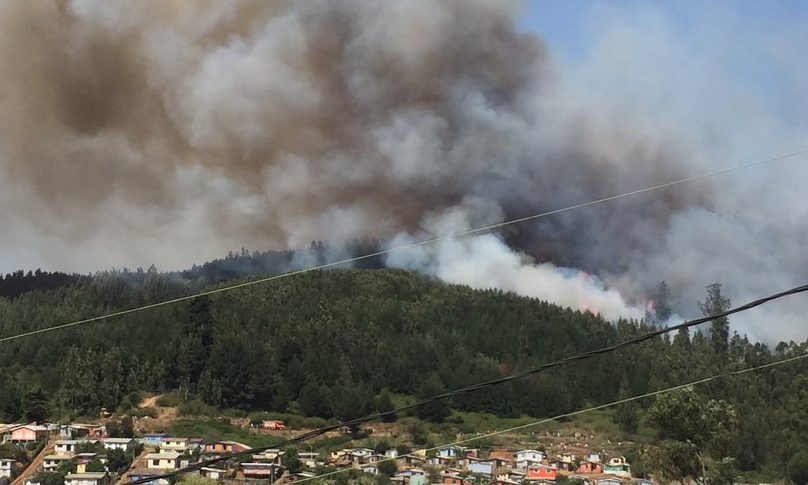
top-left (528, 465), bottom-right (557, 481)
top-left (10, 425), bottom-right (48, 444)
top-left (576, 462), bottom-right (604, 474)
top-left (442, 475), bottom-right (463, 485)
top-left (204, 441), bottom-right (251, 454)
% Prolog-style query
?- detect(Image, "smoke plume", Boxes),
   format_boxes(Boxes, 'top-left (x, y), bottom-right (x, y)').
top-left (0, 0), bottom-right (805, 341)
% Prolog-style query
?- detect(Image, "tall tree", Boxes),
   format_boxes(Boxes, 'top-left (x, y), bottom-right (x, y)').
top-left (698, 283), bottom-right (731, 363)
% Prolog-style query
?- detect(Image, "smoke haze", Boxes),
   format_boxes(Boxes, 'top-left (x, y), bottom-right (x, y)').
top-left (0, 0), bottom-right (805, 342)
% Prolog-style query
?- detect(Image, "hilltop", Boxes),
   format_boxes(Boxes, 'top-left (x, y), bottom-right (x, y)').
top-left (0, 263), bottom-right (806, 481)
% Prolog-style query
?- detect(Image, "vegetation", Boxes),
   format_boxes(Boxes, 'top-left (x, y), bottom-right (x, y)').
top-left (0, 259), bottom-right (807, 480)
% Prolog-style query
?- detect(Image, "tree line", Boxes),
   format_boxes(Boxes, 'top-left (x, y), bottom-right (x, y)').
top-left (0, 264), bottom-right (806, 481)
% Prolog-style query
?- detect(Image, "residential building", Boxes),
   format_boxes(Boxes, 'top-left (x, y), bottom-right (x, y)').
top-left (10, 425), bottom-right (49, 444)
top-left (466, 458), bottom-right (495, 476)
top-left (160, 438), bottom-right (189, 453)
top-left (140, 433), bottom-right (168, 446)
top-left (199, 467), bottom-right (225, 480)
top-left (0, 459), bottom-right (16, 479)
top-left (55, 440), bottom-right (79, 456)
top-left (43, 455), bottom-right (73, 471)
top-left (64, 472), bottom-right (110, 485)
top-left (101, 438), bottom-right (135, 451)
top-left (145, 452), bottom-right (180, 469)
top-left (576, 462), bottom-right (604, 474)
top-left (515, 450), bottom-right (545, 469)
top-left (129, 469), bottom-right (169, 485)
top-left (604, 457), bottom-right (631, 478)
top-left (204, 440), bottom-right (250, 454)
top-left (241, 462), bottom-right (282, 480)
top-left (527, 464), bottom-right (557, 481)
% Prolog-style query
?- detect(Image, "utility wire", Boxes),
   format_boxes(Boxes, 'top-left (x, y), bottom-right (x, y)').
top-left (292, 351), bottom-right (808, 485)
top-left (125, 283), bottom-right (808, 484)
top-left (2, 148), bottom-right (806, 344)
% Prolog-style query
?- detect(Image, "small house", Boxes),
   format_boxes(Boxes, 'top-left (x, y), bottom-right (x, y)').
top-left (527, 464), bottom-right (557, 481)
top-left (145, 452), bottom-right (180, 469)
top-left (160, 438), bottom-right (189, 453)
top-left (64, 472), bottom-right (110, 485)
top-left (204, 440), bottom-right (250, 454)
top-left (55, 440), bottom-right (79, 456)
top-left (101, 438), bottom-right (135, 451)
top-left (0, 459), bottom-right (17, 479)
top-left (576, 462), bottom-right (604, 474)
top-left (43, 455), bottom-right (73, 471)
top-left (10, 425), bottom-right (48, 444)
top-left (129, 469), bottom-right (169, 485)
top-left (140, 433), bottom-right (168, 446)
top-left (516, 450), bottom-right (545, 469)
top-left (241, 462), bottom-right (282, 479)
top-left (604, 457), bottom-right (631, 478)
top-left (199, 467), bottom-right (225, 480)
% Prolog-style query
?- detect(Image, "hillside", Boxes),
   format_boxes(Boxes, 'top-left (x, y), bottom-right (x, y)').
top-left (0, 265), bottom-right (807, 479)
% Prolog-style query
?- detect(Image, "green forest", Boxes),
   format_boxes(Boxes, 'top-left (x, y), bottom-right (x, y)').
top-left (1, 253), bottom-right (808, 483)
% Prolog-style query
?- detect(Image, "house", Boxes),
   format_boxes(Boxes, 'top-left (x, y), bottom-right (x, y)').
top-left (384, 449), bottom-right (399, 459)
top-left (55, 440), bottom-right (79, 456)
top-left (559, 453), bottom-right (576, 464)
top-left (204, 440), bottom-right (251, 454)
top-left (145, 452), bottom-right (180, 469)
top-left (426, 455), bottom-right (455, 467)
top-left (129, 469), bottom-right (169, 485)
top-left (576, 462), bottom-right (604, 474)
top-left (199, 467), bottom-right (225, 480)
top-left (550, 459), bottom-right (576, 472)
top-left (586, 453), bottom-right (602, 464)
top-left (87, 426), bottom-right (108, 440)
top-left (466, 458), bottom-right (495, 476)
top-left (140, 433), bottom-right (168, 446)
top-left (516, 450), bottom-right (545, 469)
top-left (102, 438), bottom-right (135, 451)
top-left (362, 465), bottom-right (379, 475)
top-left (527, 464), bottom-right (557, 481)
top-left (76, 453), bottom-right (105, 474)
top-left (0, 459), bottom-right (17, 479)
top-left (442, 474), bottom-right (463, 485)
top-left (395, 468), bottom-right (427, 485)
top-left (10, 425), bottom-right (49, 444)
top-left (64, 472), bottom-right (110, 485)
top-left (489, 480), bottom-right (521, 485)
top-left (597, 478), bottom-right (628, 485)
top-left (188, 438), bottom-right (204, 450)
top-left (438, 447), bottom-right (466, 459)
top-left (286, 471), bottom-right (316, 482)
top-left (396, 455), bottom-right (425, 468)
top-left (299, 452), bottom-right (320, 468)
top-left (43, 455), bottom-right (73, 471)
top-left (160, 438), bottom-right (189, 453)
top-left (604, 457), bottom-right (631, 478)
top-left (509, 471), bottom-right (526, 483)
top-left (262, 420), bottom-right (286, 431)
top-left (252, 449), bottom-right (284, 464)
top-left (241, 462), bottom-right (282, 479)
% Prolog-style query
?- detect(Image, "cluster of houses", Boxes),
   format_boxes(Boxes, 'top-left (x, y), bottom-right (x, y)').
top-left (326, 446), bottom-right (647, 485)
top-left (0, 423), bottom-right (649, 485)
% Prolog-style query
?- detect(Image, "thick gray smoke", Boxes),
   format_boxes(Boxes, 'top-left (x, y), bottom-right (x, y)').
top-left (0, 0), bottom-right (805, 341)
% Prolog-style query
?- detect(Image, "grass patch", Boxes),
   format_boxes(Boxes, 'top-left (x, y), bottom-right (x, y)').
top-left (170, 419), bottom-right (284, 448)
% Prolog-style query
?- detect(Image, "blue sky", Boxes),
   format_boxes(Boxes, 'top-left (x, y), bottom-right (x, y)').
top-left (517, 1), bottom-right (808, 161)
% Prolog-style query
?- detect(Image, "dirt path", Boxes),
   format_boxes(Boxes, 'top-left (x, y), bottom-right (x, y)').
top-left (12, 439), bottom-right (55, 485)
top-left (115, 448), bottom-right (150, 484)
top-left (139, 395), bottom-right (161, 408)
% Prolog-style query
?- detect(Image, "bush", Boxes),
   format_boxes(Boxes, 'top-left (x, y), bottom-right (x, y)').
top-left (132, 407), bottom-right (158, 419)
top-left (156, 392), bottom-right (182, 407)
top-left (177, 399), bottom-right (216, 417)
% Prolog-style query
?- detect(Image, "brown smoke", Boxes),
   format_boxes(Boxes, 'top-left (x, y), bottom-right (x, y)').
top-left (0, 0), bottom-right (709, 278)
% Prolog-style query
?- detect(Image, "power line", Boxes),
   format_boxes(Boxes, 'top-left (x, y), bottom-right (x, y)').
top-left (2, 147), bottom-right (806, 344)
top-left (125, 283), bottom-right (808, 484)
top-left (292, 351), bottom-right (808, 485)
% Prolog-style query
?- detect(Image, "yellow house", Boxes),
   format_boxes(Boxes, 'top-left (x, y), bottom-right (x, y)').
top-left (146, 452), bottom-right (180, 469)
